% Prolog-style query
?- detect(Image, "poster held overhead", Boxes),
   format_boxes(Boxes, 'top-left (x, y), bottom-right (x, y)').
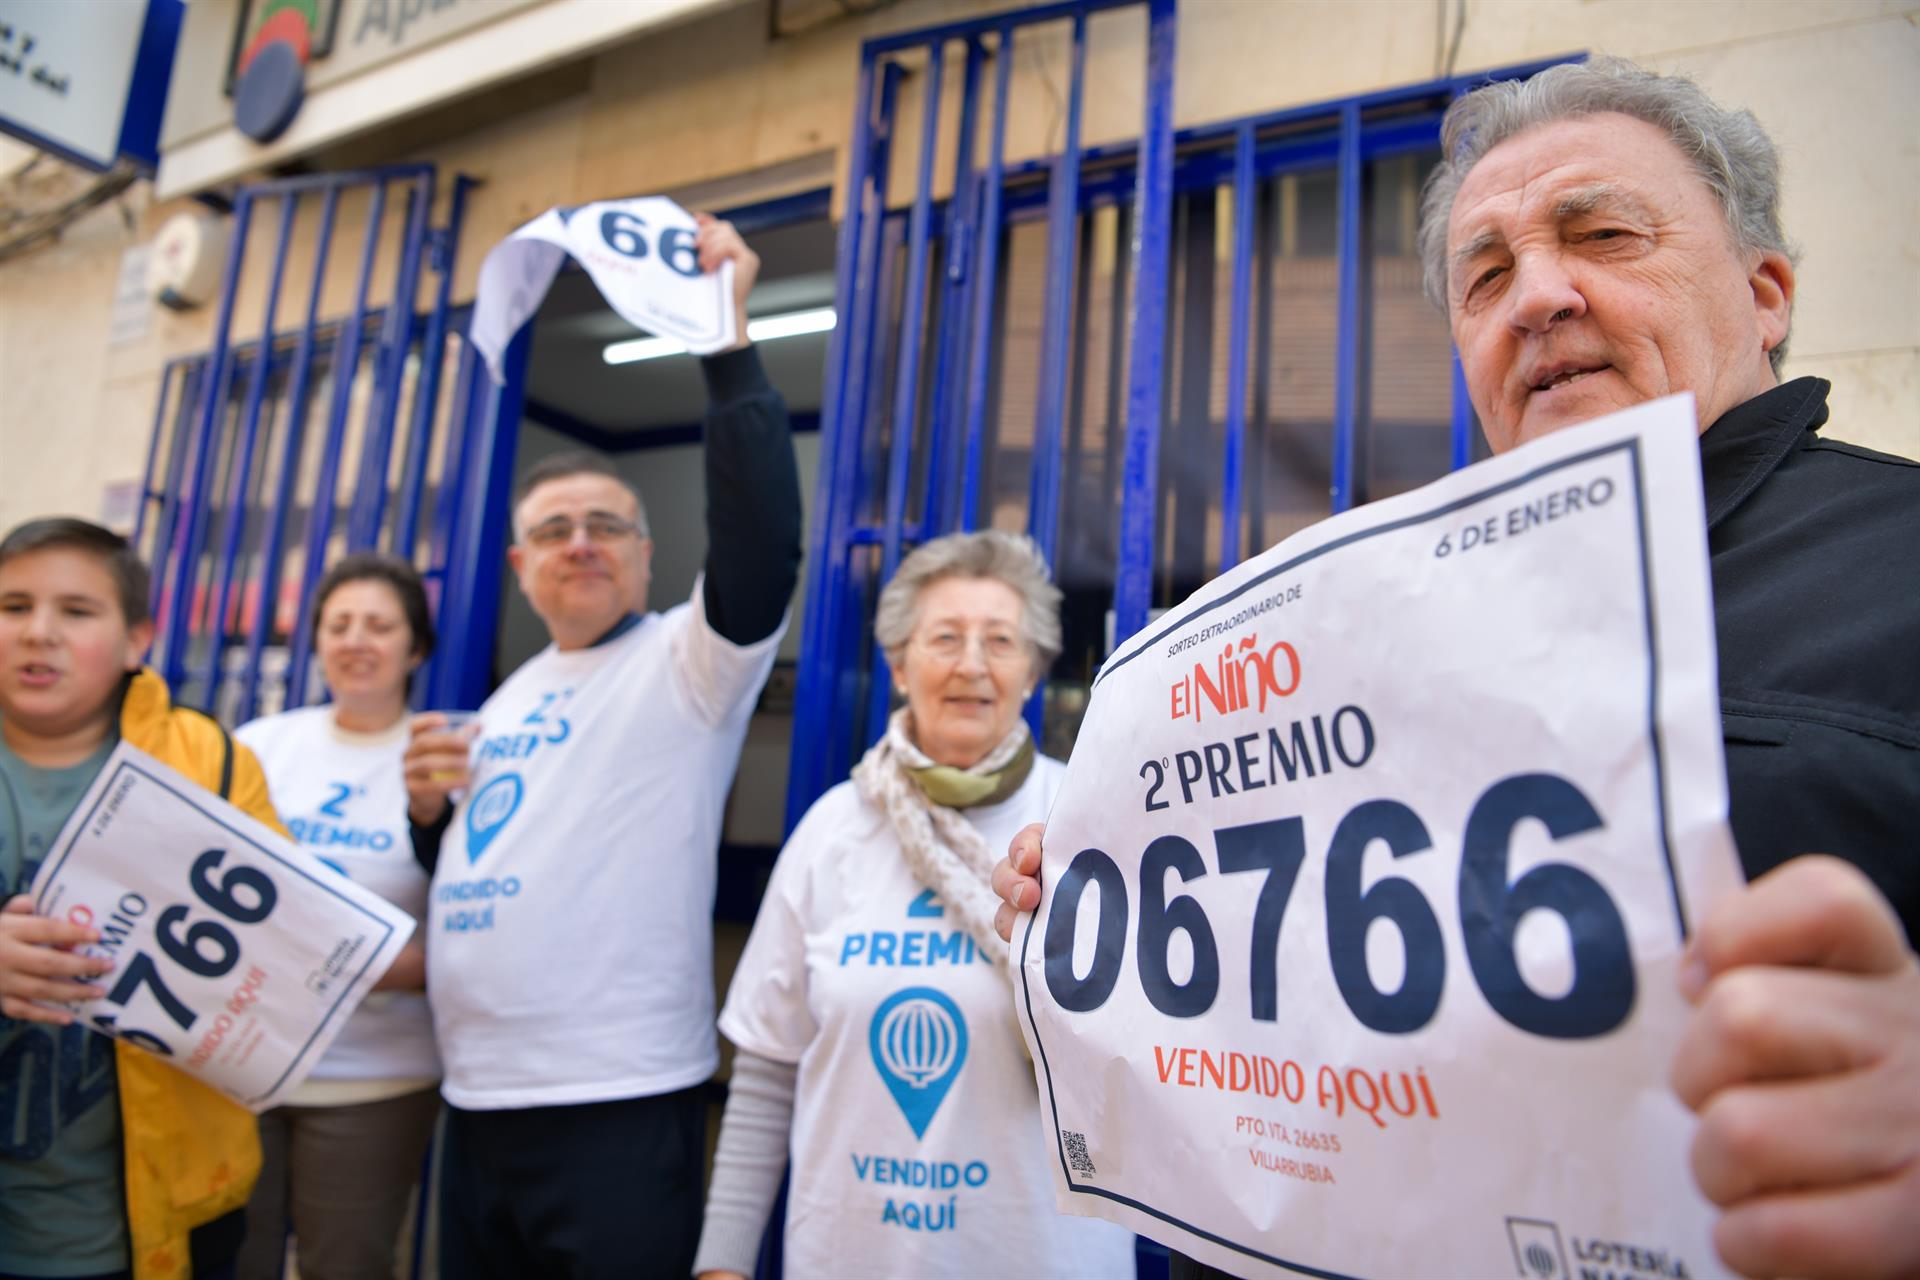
top-left (468, 195), bottom-right (736, 383)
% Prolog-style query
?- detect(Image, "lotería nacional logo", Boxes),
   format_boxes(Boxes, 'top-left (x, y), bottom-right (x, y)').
top-left (1169, 632), bottom-right (1302, 723)
top-left (1507, 1218), bottom-right (1569, 1280)
top-left (225, 0), bottom-right (342, 142)
top-left (869, 987), bottom-right (969, 1139)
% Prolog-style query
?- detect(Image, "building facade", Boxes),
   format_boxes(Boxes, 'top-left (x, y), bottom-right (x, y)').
top-left (0, 0), bottom-right (1913, 838)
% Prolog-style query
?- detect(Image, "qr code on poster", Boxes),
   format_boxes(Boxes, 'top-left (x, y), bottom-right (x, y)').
top-left (1063, 1129), bottom-right (1096, 1177)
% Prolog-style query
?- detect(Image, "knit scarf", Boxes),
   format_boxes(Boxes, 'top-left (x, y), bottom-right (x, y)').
top-left (852, 708), bottom-right (1035, 968)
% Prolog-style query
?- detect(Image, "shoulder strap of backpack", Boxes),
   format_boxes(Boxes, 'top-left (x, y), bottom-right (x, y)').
top-left (216, 722), bottom-right (234, 800)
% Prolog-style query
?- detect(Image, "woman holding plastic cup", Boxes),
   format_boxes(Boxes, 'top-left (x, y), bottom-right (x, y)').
top-left (234, 552), bottom-right (442, 1280)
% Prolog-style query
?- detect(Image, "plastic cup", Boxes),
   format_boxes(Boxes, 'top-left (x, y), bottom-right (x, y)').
top-left (426, 711), bottom-right (481, 782)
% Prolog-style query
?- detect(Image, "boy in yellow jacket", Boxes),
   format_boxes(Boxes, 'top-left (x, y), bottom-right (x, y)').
top-left (0, 518), bottom-right (280, 1280)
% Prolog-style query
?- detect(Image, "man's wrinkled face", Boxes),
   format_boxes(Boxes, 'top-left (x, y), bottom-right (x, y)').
top-left (508, 473), bottom-right (652, 648)
top-left (1445, 114), bottom-right (1793, 453)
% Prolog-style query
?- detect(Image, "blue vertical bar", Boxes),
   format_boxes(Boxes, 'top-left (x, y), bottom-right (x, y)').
top-left (436, 329), bottom-right (528, 710)
top-left (198, 193), bottom-right (300, 713)
top-left (427, 336), bottom-right (479, 588)
top-left (867, 36), bottom-right (947, 754)
top-left (859, 212), bottom-right (909, 752)
top-left (1026, 12), bottom-right (1087, 564)
top-left (1331, 101), bottom-right (1362, 514)
top-left (844, 98), bottom-right (906, 763)
top-left (786, 50), bottom-right (889, 832)
top-left (921, 36), bottom-right (986, 538)
top-left (236, 184), bottom-right (343, 723)
top-left (161, 192), bottom-right (255, 695)
top-left (286, 179), bottom-right (390, 709)
top-left (149, 362), bottom-right (203, 621)
top-left (1220, 123), bottom-right (1255, 571)
top-left (1449, 347), bottom-right (1474, 470)
top-left (957, 27), bottom-right (1014, 533)
top-left (395, 176), bottom-right (474, 563)
top-left (878, 42), bottom-right (946, 588)
top-left (1111, 0), bottom-right (1177, 651)
top-left (132, 361), bottom-right (176, 555)
top-left (417, 332), bottom-right (480, 710)
top-left (146, 360), bottom-right (199, 621)
top-left (350, 173), bottom-right (435, 551)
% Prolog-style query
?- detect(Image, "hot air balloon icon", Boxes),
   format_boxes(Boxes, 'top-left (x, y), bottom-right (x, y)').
top-left (870, 988), bottom-right (969, 1138)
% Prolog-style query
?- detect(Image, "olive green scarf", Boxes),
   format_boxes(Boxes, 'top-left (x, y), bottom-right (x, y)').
top-left (902, 736), bottom-right (1035, 809)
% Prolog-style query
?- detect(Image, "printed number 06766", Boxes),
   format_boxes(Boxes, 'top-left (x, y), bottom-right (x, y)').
top-left (1042, 772), bottom-right (1636, 1040)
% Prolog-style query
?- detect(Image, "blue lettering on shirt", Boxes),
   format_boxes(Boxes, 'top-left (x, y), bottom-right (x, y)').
top-left (838, 931), bottom-right (981, 967)
top-left (286, 816), bottom-right (395, 852)
top-left (479, 687), bottom-right (577, 764)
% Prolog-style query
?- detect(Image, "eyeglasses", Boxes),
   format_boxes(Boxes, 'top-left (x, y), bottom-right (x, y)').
top-left (521, 513), bottom-right (643, 549)
top-left (911, 627), bottom-right (1027, 664)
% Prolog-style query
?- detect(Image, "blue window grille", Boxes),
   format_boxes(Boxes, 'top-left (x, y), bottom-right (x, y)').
top-left (132, 167), bottom-right (521, 723)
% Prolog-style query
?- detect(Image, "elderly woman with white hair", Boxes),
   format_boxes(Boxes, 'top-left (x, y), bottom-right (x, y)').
top-left (693, 530), bottom-right (1135, 1280)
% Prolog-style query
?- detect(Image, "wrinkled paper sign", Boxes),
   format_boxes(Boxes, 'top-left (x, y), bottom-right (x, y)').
top-left (469, 195), bottom-right (735, 381)
top-left (1017, 396), bottom-right (1744, 1278)
top-left (31, 743), bottom-right (415, 1112)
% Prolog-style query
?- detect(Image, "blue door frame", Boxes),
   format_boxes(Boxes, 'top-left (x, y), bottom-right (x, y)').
top-left (785, 0), bottom-right (1575, 832)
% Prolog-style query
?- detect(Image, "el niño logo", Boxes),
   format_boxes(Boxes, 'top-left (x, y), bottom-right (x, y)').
top-left (1170, 633), bottom-right (1301, 723)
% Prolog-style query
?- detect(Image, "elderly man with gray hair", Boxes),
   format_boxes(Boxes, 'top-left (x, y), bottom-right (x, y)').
top-left (994, 56), bottom-right (1920, 1279)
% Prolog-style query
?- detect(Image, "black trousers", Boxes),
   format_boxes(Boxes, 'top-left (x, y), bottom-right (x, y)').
top-left (439, 1086), bottom-right (705, 1280)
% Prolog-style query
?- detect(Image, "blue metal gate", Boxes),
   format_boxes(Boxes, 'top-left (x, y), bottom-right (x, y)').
top-left (787, 0), bottom-right (1569, 829)
top-left (133, 165), bottom-right (523, 723)
top-left (788, 0), bottom-right (1179, 828)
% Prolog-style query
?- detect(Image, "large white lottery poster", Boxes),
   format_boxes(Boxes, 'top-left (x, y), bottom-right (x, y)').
top-left (31, 743), bottom-right (414, 1112)
top-left (1016, 395), bottom-right (1746, 1279)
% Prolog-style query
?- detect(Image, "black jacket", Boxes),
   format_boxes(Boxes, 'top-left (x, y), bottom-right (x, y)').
top-left (1705, 377), bottom-right (1920, 945)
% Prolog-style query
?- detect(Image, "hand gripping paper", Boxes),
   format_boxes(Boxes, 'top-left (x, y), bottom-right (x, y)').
top-left (1014, 396), bottom-right (1746, 1278)
top-left (31, 743), bottom-right (416, 1112)
top-left (468, 195), bottom-right (737, 382)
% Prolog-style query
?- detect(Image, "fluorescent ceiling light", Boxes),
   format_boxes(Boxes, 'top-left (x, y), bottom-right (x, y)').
top-left (602, 306), bottom-right (837, 366)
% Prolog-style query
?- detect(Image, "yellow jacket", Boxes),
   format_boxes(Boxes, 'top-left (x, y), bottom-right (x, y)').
top-left (114, 668), bottom-right (285, 1280)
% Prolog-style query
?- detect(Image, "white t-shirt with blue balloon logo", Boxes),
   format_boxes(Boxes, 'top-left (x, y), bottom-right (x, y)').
top-left (430, 582), bottom-right (781, 1109)
top-left (720, 757), bottom-right (1137, 1278)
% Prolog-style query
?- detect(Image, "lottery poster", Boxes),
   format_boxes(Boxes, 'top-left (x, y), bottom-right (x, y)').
top-left (31, 744), bottom-right (415, 1112)
top-left (1016, 395), bottom-right (1746, 1278)
top-left (468, 194), bottom-right (736, 382)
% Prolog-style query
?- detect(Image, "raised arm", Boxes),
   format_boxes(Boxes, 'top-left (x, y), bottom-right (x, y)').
top-left (694, 216), bottom-right (802, 648)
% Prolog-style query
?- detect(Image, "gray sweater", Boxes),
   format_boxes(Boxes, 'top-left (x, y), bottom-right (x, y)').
top-left (693, 1050), bottom-right (798, 1277)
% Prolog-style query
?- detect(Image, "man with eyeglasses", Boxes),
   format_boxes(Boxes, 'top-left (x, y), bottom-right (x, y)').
top-left (401, 215), bottom-right (801, 1279)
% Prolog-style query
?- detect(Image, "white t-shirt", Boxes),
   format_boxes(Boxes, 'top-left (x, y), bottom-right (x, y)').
top-left (720, 757), bottom-right (1137, 1279)
top-left (236, 705), bottom-right (442, 1088)
top-left (430, 581), bottom-right (781, 1109)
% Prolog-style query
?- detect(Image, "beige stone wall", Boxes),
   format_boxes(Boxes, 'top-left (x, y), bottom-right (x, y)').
top-left (2, 0), bottom-right (1914, 537)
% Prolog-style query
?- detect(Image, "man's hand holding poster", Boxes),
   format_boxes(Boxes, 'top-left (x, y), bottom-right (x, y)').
top-left (1016, 395), bottom-right (1746, 1278)
top-left (31, 743), bottom-right (415, 1112)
